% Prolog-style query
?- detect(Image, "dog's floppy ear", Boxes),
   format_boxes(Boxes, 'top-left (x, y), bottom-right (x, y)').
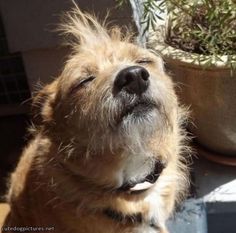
top-left (31, 82), bottom-right (57, 126)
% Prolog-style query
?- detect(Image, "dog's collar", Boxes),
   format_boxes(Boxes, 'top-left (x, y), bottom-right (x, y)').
top-left (103, 208), bottom-right (159, 230)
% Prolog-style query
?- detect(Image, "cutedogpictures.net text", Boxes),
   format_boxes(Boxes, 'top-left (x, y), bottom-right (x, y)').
top-left (1, 226), bottom-right (55, 232)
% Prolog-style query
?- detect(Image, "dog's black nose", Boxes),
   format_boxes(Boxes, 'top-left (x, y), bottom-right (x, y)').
top-left (114, 66), bottom-right (150, 95)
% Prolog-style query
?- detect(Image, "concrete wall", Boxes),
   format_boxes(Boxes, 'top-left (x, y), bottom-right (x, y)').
top-left (0, 0), bottom-right (133, 91)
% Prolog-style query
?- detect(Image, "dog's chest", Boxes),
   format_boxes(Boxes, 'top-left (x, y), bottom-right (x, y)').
top-left (108, 190), bottom-right (165, 233)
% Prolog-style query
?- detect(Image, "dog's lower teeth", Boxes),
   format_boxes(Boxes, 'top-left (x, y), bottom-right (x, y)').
top-left (129, 181), bottom-right (154, 191)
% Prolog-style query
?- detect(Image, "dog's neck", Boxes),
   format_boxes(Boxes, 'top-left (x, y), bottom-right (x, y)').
top-left (103, 208), bottom-right (159, 230)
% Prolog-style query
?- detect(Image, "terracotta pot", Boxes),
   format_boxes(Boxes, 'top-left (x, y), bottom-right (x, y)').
top-left (149, 35), bottom-right (236, 157)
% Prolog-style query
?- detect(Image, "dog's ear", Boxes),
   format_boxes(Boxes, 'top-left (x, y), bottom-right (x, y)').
top-left (31, 81), bottom-right (57, 126)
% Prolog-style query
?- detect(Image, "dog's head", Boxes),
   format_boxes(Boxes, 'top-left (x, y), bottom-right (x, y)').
top-left (32, 8), bottom-right (188, 196)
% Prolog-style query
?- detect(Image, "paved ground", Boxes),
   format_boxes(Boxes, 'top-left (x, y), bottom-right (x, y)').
top-left (0, 203), bottom-right (9, 227)
top-left (168, 156), bottom-right (236, 233)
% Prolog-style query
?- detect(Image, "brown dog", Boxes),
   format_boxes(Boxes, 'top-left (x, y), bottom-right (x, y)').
top-left (1, 7), bottom-right (189, 233)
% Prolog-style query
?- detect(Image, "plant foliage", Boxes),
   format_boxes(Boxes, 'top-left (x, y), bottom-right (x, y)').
top-left (117, 0), bottom-right (236, 59)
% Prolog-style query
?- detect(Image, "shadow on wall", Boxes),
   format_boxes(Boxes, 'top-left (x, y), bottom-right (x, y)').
top-left (0, 115), bottom-right (30, 201)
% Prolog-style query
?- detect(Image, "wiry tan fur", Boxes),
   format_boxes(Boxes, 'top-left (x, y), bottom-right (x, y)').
top-left (1, 6), bottom-right (190, 233)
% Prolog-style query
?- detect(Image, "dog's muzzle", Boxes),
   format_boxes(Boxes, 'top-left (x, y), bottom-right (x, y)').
top-left (111, 66), bottom-right (160, 123)
top-left (117, 161), bottom-right (165, 194)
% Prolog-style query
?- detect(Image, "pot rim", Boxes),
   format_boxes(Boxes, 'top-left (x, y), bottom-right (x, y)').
top-left (148, 31), bottom-right (236, 70)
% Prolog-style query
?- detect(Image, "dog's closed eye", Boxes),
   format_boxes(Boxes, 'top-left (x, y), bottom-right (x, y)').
top-left (136, 58), bottom-right (154, 65)
top-left (70, 76), bottom-right (96, 93)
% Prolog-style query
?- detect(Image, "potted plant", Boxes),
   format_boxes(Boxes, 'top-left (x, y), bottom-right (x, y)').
top-left (118, 0), bottom-right (236, 165)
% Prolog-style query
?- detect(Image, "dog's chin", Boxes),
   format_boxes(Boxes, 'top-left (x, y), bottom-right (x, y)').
top-left (119, 100), bottom-right (158, 124)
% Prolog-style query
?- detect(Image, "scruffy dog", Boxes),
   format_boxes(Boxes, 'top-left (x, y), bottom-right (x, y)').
top-left (2, 7), bottom-right (189, 233)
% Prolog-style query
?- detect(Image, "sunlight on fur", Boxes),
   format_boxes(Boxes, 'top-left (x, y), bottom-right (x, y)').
top-left (1, 5), bottom-right (190, 233)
